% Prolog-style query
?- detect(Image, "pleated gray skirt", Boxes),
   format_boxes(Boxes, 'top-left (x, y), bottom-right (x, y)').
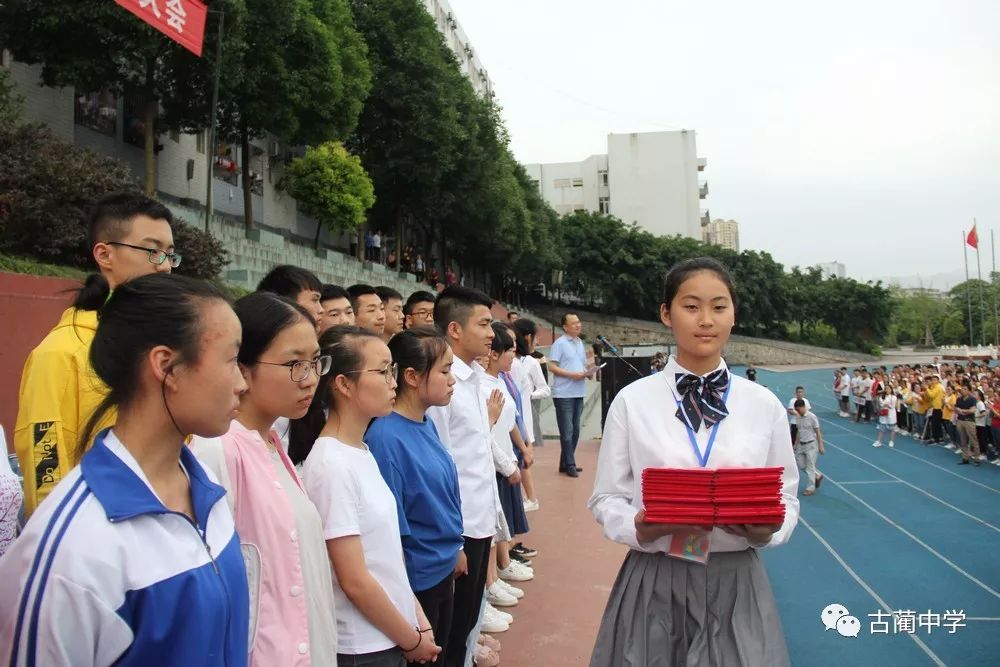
top-left (590, 549), bottom-right (790, 667)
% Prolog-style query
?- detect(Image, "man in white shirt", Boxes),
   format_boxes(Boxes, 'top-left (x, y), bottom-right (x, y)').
top-left (426, 286), bottom-right (501, 667)
top-left (787, 386), bottom-right (811, 445)
top-left (548, 313), bottom-right (596, 478)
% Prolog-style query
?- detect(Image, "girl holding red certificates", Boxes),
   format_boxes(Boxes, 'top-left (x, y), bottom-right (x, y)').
top-left (588, 258), bottom-right (800, 667)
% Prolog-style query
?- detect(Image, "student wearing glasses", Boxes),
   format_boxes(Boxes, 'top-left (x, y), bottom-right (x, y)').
top-left (14, 191), bottom-right (178, 515)
top-left (296, 327), bottom-right (440, 666)
top-left (403, 291), bottom-right (437, 330)
top-left (192, 293), bottom-right (339, 666)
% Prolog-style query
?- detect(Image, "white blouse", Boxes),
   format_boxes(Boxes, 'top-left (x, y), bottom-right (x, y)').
top-left (589, 356), bottom-right (800, 554)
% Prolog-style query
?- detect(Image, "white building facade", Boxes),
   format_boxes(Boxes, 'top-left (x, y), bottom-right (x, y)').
top-left (422, 0), bottom-right (493, 99)
top-left (816, 261), bottom-right (847, 279)
top-left (524, 130), bottom-right (709, 239)
top-left (703, 218), bottom-right (740, 252)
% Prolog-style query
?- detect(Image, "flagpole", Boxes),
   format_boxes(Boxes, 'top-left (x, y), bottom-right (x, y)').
top-left (992, 229), bottom-right (998, 346)
top-left (964, 229), bottom-right (974, 346)
top-left (976, 219), bottom-right (986, 345)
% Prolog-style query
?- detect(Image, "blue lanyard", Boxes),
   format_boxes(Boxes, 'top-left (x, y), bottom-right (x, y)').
top-left (674, 382), bottom-right (732, 468)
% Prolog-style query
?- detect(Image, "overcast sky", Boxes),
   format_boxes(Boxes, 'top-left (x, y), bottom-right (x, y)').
top-left (446, 0), bottom-right (1000, 288)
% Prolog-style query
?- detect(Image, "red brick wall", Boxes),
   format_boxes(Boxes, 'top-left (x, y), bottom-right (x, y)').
top-left (0, 273), bottom-right (80, 452)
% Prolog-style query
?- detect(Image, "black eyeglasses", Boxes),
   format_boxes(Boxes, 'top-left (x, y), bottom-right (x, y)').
top-left (345, 362), bottom-right (398, 385)
top-left (258, 355), bottom-right (332, 382)
top-left (107, 241), bottom-right (182, 268)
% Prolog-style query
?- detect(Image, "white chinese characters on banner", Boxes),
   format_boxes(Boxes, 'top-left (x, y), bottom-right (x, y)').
top-left (166, 0), bottom-right (187, 33)
top-left (138, 0), bottom-right (161, 19)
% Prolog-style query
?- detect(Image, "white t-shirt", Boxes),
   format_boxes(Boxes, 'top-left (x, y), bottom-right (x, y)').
top-left (975, 401), bottom-right (988, 427)
top-left (878, 394), bottom-right (898, 425)
top-left (302, 436), bottom-right (417, 654)
top-left (787, 397), bottom-right (811, 424)
top-left (839, 379), bottom-right (851, 398)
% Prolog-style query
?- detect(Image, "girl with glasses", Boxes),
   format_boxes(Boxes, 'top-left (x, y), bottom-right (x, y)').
top-left (192, 292), bottom-right (338, 666)
top-left (295, 326), bottom-right (441, 666)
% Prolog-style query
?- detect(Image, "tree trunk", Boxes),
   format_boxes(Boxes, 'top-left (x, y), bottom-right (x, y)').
top-left (356, 226), bottom-right (365, 262)
top-left (143, 58), bottom-right (157, 197)
top-left (314, 220), bottom-right (322, 250)
top-left (240, 122), bottom-right (254, 230)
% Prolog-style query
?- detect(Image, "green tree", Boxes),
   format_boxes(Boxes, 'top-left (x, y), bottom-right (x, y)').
top-left (947, 279), bottom-right (992, 345)
top-left (891, 289), bottom-right (948, 346)
top-left (283, 142), bottom-right (374, 249)
top-left (0, 0), bottom-right (246, 195)
top-left (0, 68), bottom-right (23, 128)
top-left (217, 0), bottom-right (371, 229)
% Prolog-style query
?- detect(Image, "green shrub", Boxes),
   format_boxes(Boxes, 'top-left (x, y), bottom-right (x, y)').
top-left (0, 123), bottom-right (227, 279)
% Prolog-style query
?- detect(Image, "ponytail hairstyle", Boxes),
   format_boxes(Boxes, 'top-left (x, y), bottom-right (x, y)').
top-left (388, 326), bottom-right (450, 397)
top-left (511, 318), bottom-right (537, 357)
top-left (288, 325), bottom-right (381, 464)
top-left (232, 292), bottom-right (316, 367)
top-left (79, 273), bottom-right (228, 458)
top-left (72, 273), bottom-right (111, 312)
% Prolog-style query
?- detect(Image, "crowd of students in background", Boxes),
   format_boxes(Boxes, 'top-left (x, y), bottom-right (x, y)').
top-left (0, 191), bottom-right (567, 667)
top-left (832, 359), bottom-right (1000, 466)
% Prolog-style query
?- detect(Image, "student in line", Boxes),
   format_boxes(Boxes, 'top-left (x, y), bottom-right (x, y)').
top-left (192, 292), bottom-right (339, 666)
top-left (0, 425), bottom-right (22, 557)
top-left (872, 385), bottom-right (898, 449)
top-left (511, 319), bottom-right (550, 511)
top-left (320, 284), bottom-right (356, 333)
top-left (0, 274), bottom-right (250, 665)
top-left (403, 291), bottom-right (437, 330)
top-left (786, 386), bottom-right (810, 444)
top-left (376, 286), bottom-right (405, 342)
top-left (257, 265), bottom-right (325, 327)
top-left (297, 326), bottom-right (440, 666)
top-left (589, 258), bottom-right (799, 666)
top-left (426, 287), bottom-right (503, 667)
top-left (14, 192), bottom-right (177, 515)
top-left (349, 284), bottom-right (386, 336)
top-left (366, 327), bottom-right (465, 666)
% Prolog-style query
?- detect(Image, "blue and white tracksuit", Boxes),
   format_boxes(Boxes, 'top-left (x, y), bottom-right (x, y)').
top-left (0, 429), bottom-right (249, 666)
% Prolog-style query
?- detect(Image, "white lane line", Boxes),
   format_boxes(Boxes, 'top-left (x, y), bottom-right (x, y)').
top-left (820, 470), bottom-right (1000, 600)
top-left (838, 480), bottom-right (904, 486)
top-left (798, 514), bottom-right (946, 667)
top-left (806, 397), bottom-right (1000, 496)
top-left (819, 436), bottom-right (1000, 534)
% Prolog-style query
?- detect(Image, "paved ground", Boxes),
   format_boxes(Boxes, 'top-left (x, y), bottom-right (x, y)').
top-left (495, 437), bottom-right (624, 666)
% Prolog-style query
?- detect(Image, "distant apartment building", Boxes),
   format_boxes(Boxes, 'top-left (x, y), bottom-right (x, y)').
top-left (422, 0), bottom-right (493, 98)
top-left (816, 261), bottom-right (847, 279)
top-left (0, 0), bottom-right (492, 242)
top-left (703, 218), bottom-right (740, 252)
top-left (523, 129), bottom-right (709, 239)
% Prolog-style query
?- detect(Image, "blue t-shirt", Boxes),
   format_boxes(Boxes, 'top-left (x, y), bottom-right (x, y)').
top-left (550, 335), bottom-right (587, 398)
top-left (366, 412), bottom-right (465, 592)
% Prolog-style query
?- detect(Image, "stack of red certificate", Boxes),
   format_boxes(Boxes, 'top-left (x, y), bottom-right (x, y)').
top-left (641, 467), bottom-right (786, 525)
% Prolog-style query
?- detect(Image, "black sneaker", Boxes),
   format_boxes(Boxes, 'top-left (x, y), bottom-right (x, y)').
top-left (510, 552), bottom-right (531, 565)
top-left (566, 466), bottom-right (579, 478)
top-left (512, 543), bottom-right (538, 558)
top-left (958, 459), bottom-right (970, 465)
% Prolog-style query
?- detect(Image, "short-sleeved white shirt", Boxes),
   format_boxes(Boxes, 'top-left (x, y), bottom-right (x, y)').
top-left (302, 436), bottom-right (417, 654)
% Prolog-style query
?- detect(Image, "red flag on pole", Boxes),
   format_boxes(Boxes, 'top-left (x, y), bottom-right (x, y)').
top-left (114, 0), bottom-right (208, 57)
top-left (967, 224), bottom-right (979, 249)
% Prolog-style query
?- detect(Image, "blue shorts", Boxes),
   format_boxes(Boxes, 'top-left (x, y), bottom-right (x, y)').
top-left (877, 422), bottom-right (897, 433)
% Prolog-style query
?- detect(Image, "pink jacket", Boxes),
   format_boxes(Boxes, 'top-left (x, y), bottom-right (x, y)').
top-left (194, 421), bottom-right (314, 667)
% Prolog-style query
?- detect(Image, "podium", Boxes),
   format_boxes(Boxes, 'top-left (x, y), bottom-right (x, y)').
top-left (600, 356), bottom-right (652, 428)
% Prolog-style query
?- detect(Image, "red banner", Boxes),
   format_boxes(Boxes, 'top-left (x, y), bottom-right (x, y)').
top-left (114, 0), bottom-right (208, 57)
top-left (967, 225), bottom-right (979, 249)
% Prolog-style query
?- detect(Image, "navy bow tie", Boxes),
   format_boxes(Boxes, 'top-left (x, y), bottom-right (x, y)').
top-left (675, 369), bottom-right (730, 432)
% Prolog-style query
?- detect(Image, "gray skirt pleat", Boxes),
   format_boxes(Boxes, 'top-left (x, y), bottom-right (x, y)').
top-left (590, 549), bottom-right (790, 667)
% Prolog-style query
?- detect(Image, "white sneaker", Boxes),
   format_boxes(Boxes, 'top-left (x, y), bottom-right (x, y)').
top-left (979, 454), bottom-right (988, 462)
top-left (888, 442), bottom-right (895, 448)
top-left (496, 578), bottom-right (524, 599)
top-left (487, 581), bottom-right (518, 607)
top-left (523, 498), bottom-right (540, 512)
top-left (481, 605), bottom-right (509, 633)
top-left (872, 442), bottom-right (882, 448)
top-left (485, 602), bottom-right (513, 624)
top-left (498, 561), bottom-right (534, 582)
top-left (945, 443), bottom-right (956, 450)
top-left (897, 429), bottom-right (909, 435)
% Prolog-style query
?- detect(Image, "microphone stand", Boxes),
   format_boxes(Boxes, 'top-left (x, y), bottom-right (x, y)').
top-left (599, 340), bottom-right (644, 379)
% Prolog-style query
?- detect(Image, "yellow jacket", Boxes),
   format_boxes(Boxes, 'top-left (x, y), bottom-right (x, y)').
top-left (14, 307), bottom-right (114, 514)
top-left (925, 383), bottom-right (945, 410)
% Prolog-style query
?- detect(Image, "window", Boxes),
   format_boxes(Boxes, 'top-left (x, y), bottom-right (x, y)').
top-left (74, 89), bottom-right (118, 137)
top-left (574, 206), bottom-right (585, 213)
top-left (599, 196), bottom-right (610, 214)
top-left (572, 177), bottom-right (584, 187)
top-left (599, 170), bottom-right (608, 186)
top-left (196, 130), bottom-right (206, 154)
top-left (554, 178), bottom-right (571, 188)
